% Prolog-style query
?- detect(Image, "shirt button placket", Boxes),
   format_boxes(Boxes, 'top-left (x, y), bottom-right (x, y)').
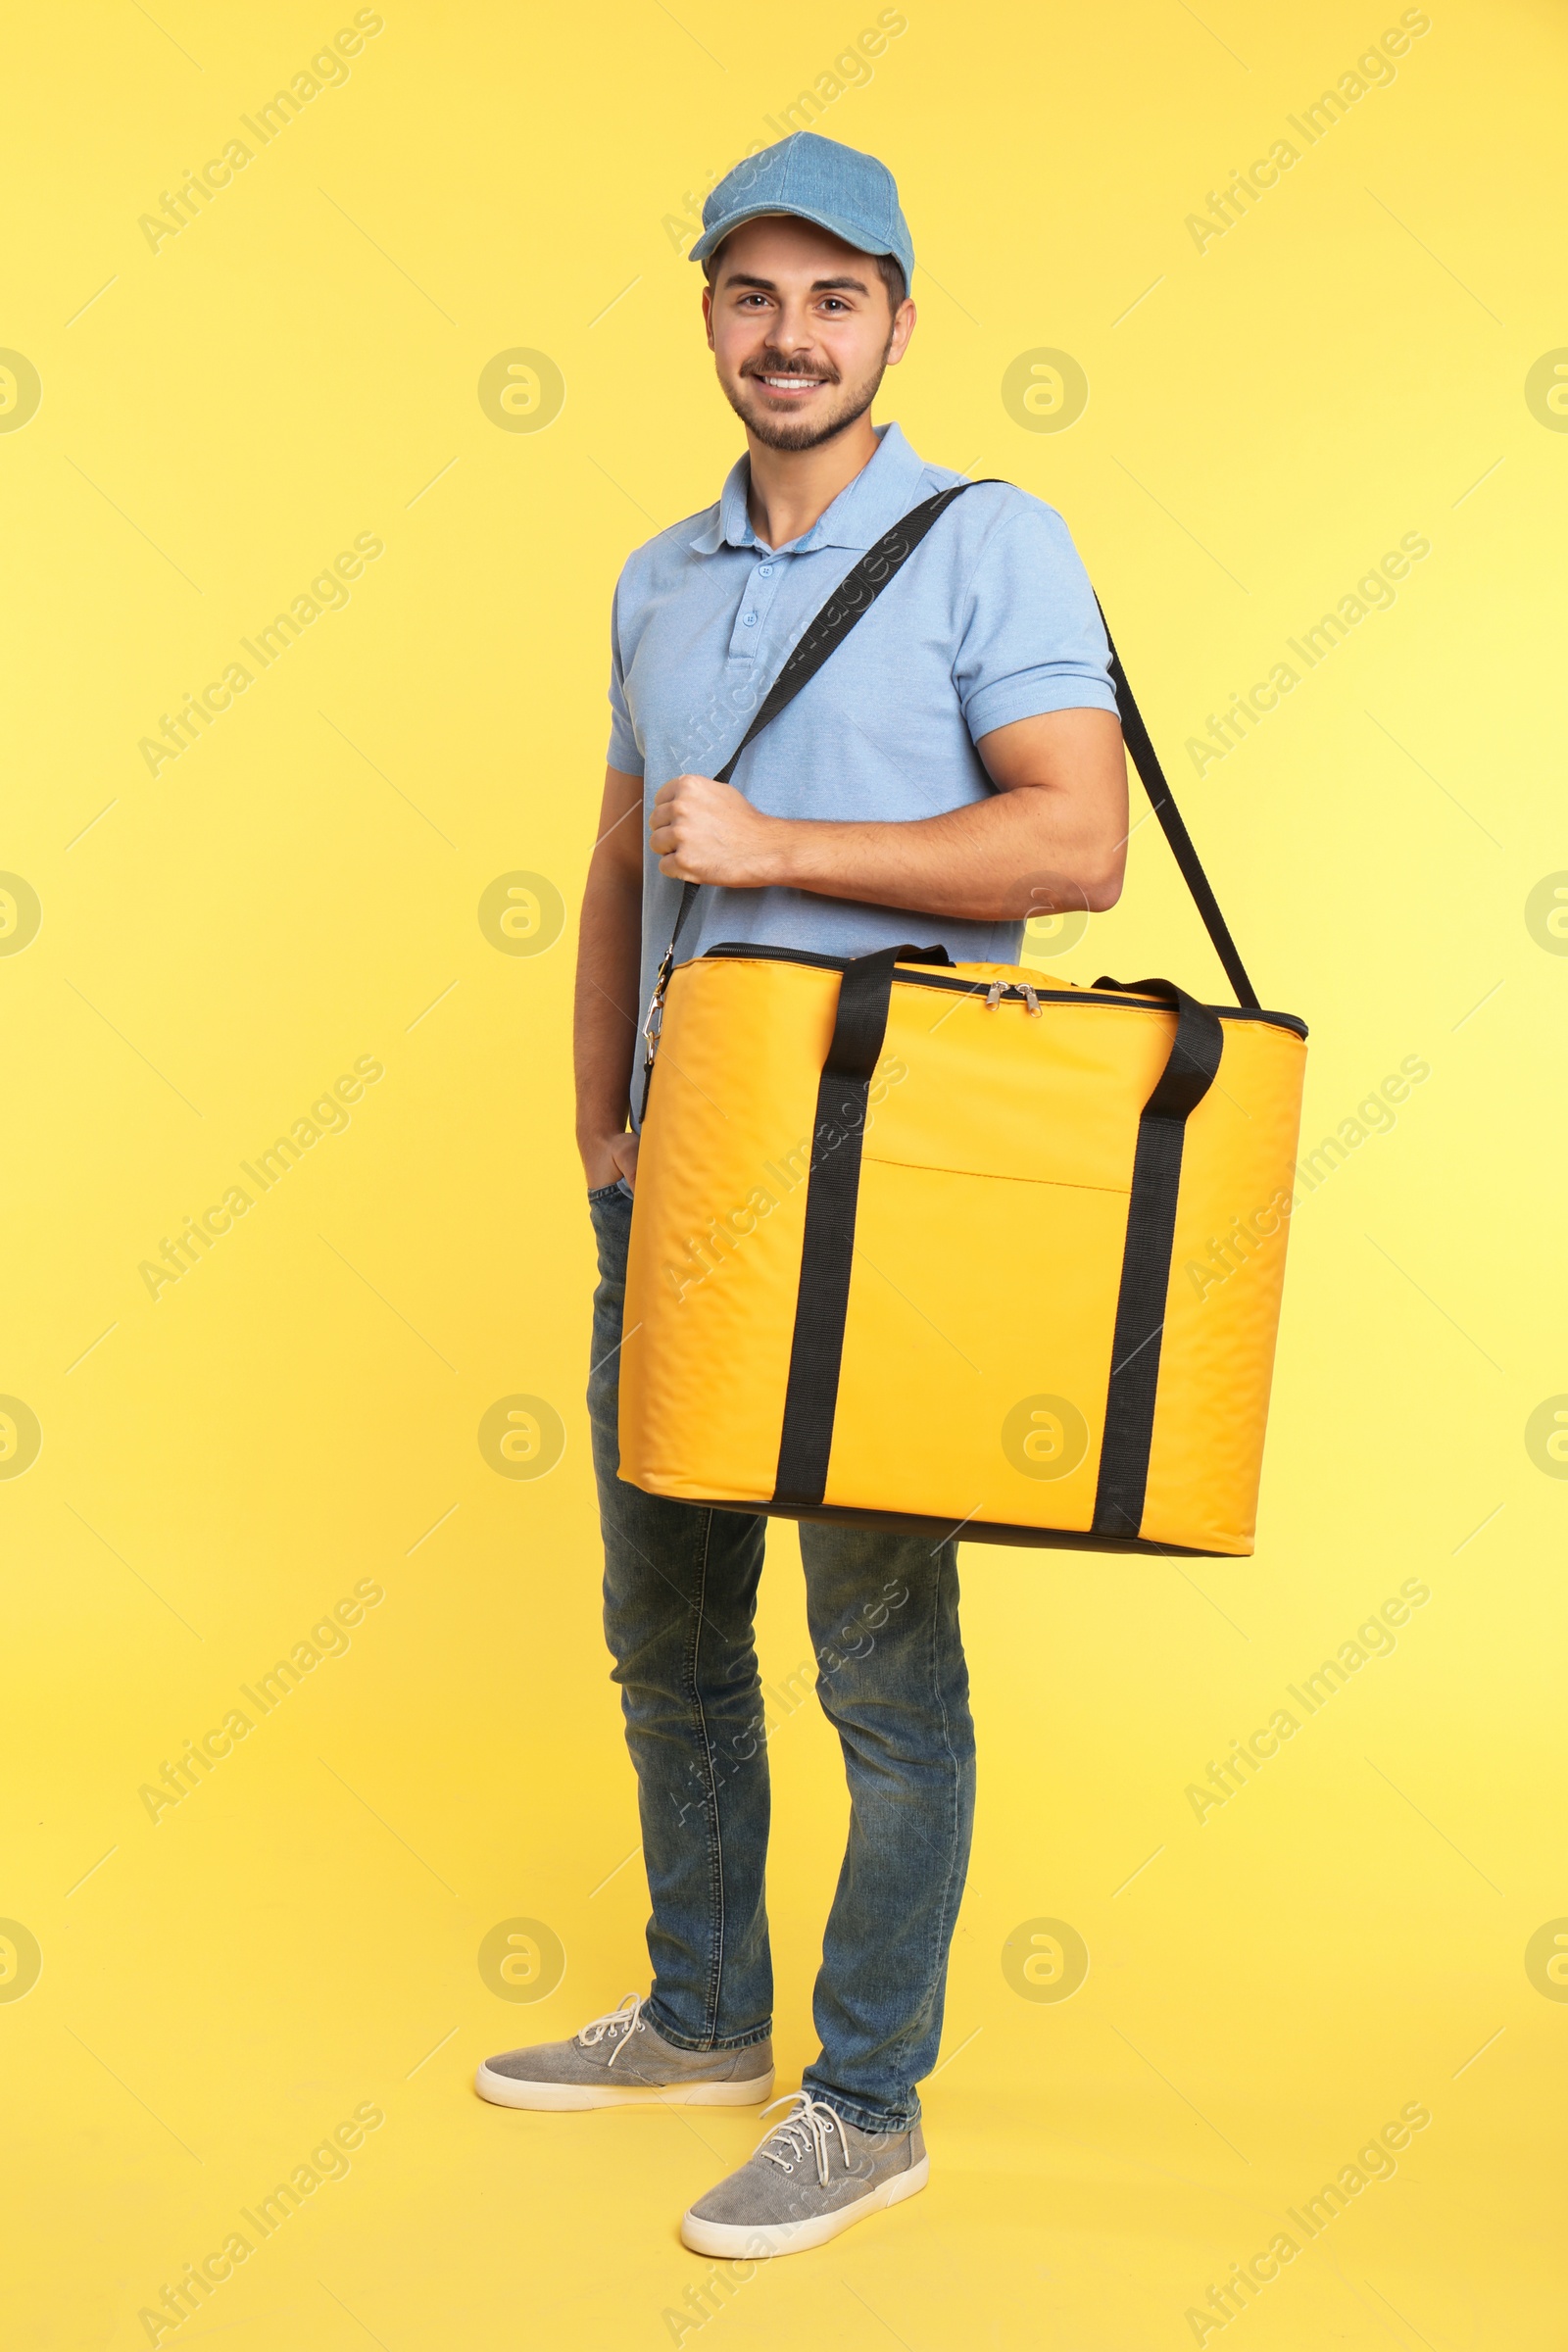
top-left (728, 552), bottom-right (788, 660)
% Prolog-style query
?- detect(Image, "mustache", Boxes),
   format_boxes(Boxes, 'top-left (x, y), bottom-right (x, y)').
top-left (740, 355), bottom-right (841, 384)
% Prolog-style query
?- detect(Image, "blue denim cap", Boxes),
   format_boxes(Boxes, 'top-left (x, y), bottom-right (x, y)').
top-left (690, 132), bottom-right (914, 291)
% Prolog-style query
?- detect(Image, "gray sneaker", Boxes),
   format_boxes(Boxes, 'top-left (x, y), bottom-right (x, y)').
top-left (680, 2089), bottom-right (929, 2256)
top-left (475, 1992), bottom-right (774, 2112)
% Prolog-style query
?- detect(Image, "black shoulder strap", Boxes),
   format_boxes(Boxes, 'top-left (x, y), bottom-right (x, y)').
top-left (637, 481), bottom-right (1261, 1116)
top-left (638, 478), bottom-right (985, 1115)
top-left (713, 480), bottom-right (984, 790)
top-left (1095, 599), bottom-right (1258, 1009)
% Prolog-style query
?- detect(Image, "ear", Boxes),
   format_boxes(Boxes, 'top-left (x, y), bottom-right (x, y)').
top-left (702, 282), bottom-right (714, 350)
top-left (884, 296), bottom-right (917, 368)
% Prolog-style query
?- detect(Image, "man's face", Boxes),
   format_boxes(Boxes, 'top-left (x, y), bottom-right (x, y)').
top-left (704, 216), bottom-right (915, 453)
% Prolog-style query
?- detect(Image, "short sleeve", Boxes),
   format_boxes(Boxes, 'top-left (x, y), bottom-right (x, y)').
top-left (953, 500), bottom-right (1117, 742)
top-left (606, 578), bottom-right (644, 774)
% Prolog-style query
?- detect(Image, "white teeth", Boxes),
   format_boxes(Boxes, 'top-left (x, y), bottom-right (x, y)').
top-left (762, 375), bottom-right (823, 388)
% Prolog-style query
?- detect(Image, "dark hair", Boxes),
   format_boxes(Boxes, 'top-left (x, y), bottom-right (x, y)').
top-left (702, 235), bottom-right (906, 313)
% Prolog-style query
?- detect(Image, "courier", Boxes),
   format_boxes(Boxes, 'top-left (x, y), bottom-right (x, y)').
top-left (474, 128), bottom-right (1304, 2263)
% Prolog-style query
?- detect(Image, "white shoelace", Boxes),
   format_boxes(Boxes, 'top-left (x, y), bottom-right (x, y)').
top-left (756, 2090), bottom-right (851, 2187)
top-left (574, 1991), bottom-right (646, 2070)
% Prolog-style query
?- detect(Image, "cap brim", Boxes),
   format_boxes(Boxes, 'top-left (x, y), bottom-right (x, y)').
top-left (690, 200), bottom-right (904, 275)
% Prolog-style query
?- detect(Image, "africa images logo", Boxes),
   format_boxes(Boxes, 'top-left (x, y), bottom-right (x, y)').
top-left (137, 536), bottom-right (385, 778)
top-left (135, 13), bottom-right (387, 255)
top-left (137, 1056), bottom-right (384, 1299)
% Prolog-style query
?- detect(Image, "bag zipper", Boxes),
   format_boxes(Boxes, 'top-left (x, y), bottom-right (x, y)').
top-left (698, 942), bottom-right (1308, 1037)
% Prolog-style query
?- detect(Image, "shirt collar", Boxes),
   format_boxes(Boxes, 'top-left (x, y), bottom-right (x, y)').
top-left (685, 422), bottom-right (927, 558)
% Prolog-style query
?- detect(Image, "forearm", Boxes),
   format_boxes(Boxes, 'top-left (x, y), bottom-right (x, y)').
top-left (649, 710), bottom-right (1129, 922)
top-left (573, 845), bottom-right (642, 1159)
top-left (763, 783), bottom-right (1123, 921)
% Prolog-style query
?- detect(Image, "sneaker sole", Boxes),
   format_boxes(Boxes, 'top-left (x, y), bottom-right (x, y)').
top-left (679, 2152), bottom-right (930, 2257)
top-left (474, 2062), bottom-right (776, 2112)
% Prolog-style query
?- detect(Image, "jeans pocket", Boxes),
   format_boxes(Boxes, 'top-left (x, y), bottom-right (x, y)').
top-left (587, 1178), bottom-right (635, 1205)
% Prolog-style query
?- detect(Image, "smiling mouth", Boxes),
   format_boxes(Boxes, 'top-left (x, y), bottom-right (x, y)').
top-left (752, 373), bottom-right (831, 394)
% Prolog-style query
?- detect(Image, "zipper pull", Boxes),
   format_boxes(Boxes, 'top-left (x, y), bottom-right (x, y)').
top-left (984, 981), bottom-right (1004, 1008)
top-left (1020, 985), bottom-right (1043, 1017)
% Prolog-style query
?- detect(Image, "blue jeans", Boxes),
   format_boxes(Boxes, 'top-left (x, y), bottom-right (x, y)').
top-left (585, 1179), bottom-right (976, 2135)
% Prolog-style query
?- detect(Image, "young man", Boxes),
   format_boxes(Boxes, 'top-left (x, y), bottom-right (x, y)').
top-left (477, 132), bottom-right (1128, 2255)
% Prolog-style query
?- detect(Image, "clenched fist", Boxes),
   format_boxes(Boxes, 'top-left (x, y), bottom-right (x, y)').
top-left (648, 774), bottom-right (787, 888)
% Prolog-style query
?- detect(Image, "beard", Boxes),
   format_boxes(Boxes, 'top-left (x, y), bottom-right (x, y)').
top-left (722, 345), bottom-right (890, 453)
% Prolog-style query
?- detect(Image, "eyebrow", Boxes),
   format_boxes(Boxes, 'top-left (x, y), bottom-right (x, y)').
top-left (720, 271), bottom-right (872, 295)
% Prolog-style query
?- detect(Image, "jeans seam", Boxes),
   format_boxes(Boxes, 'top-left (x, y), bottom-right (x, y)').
top-left (645, 2017), bottom-right (772, 2054)
top-left (925, 1548), bottom-right (965, 2058)
top-left (685, 1506), bottom-right (726, 2048)
top-left (810, 2091), bottom-right (915, 2135)
top-left (883, 1544), bottom-right (964, 2107)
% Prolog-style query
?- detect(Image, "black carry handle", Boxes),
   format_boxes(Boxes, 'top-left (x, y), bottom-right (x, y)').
top-left (772, 941), bottom-right (952, 1509)
top-left (824, 941), bottom-right (954, 1078)
top-left (1081, 971), bottom-right (1226, 1540)
top-left (1089, 973), bottom-right (1227, 1112)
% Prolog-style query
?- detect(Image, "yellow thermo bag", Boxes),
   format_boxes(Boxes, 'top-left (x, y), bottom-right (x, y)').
top-left (618, 487), bottom-right (1307, 1558)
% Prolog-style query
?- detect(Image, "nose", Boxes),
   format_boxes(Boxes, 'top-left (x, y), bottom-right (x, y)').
top-left (766, 300), bottom-right (818, 355)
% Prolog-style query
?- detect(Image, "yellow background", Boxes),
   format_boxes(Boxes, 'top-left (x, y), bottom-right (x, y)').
top-left (3, 1), bottom-right (1564, 2344)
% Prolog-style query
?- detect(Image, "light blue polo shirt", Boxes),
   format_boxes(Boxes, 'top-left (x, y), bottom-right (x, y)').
top-left (607, 420), bottom-right (1117, 1125)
